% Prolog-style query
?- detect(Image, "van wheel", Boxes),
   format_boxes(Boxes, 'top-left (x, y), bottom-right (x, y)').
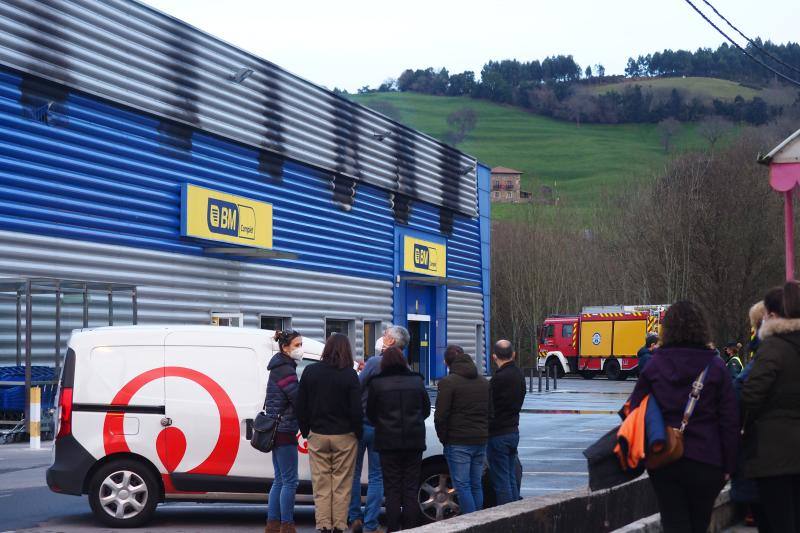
top-left (605, 359), bottom-right (621, 381)
top-left (88, 459), bottom-right (158, 527)
top-left (418, 460), bottom-right (459, 524)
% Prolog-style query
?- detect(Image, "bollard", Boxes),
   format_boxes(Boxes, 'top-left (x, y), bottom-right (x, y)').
top-left (30, 386), bottom-right (41, 450)
top-left (538, 368), bottom-right (543, 392)
top-left (545, 365), bottom-right (550, 391)
top-left (528, 367), bottom-right (533, 393)
top-left (553, 366), bottom-right (558, 390)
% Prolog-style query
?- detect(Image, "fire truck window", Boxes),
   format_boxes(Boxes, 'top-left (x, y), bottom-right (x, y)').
top-left (562, 324), bottom-right (574, 338)
top-left (544, 325), bottom-right (555, 338)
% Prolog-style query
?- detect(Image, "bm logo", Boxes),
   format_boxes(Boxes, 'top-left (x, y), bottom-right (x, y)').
top-left (207, 199), bottom-right (256, 240)
top-left (413, 244), bottom-right (438, 272)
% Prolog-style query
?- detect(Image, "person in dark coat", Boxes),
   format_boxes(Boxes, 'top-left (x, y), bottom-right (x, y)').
top-left (629, 301), bottom-right (739, 533)
top-left (730, 301), bottom-right (770, 532)
top-left (636, 334), bottom-right (659, 375)
top-left (743, 282), bottom-right (800, 533)
top-left (264, 330), bottom-right (303, 533)
top-left (487, 339), bottom-right (525, 505)
top-left (434, 345), bottom-right (490, 515)
top-left (366, 347), bottom-right (431, 532)
top-left (296, 334), bottom-right (362, 533)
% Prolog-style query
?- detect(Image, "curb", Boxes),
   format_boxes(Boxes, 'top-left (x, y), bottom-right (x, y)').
top-left (520, 408), bottom-right (618, 415)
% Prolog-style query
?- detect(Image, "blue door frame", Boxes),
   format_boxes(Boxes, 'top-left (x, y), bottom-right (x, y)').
top-left (393, 229), bottom-right (448, 383)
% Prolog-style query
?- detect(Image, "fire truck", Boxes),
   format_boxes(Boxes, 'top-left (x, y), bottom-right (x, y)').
top-left (536, 306), bottom-right (665, 380)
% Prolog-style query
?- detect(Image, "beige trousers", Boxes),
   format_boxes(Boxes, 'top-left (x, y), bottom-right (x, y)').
top-left (307, 432), bottom-right (359, 531)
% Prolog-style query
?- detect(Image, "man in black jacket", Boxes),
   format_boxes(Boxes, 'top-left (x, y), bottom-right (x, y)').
top-left (487, 339), bottom-right (526, 504)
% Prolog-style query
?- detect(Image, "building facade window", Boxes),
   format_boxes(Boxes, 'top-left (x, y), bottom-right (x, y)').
top-left (363, 320), bottom-right (381, 359)
top-left (260, 315), bottom-right (291, 331)
top-left (507, 191), bottom-right (513, 199)
top-left (211, 312), bottom-right (244, 327)
top-left (325, 318), bottom-right (354, 343)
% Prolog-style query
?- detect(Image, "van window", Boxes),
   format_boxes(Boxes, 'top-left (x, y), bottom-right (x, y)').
top-left (561, 324), bottom-right (574, 338)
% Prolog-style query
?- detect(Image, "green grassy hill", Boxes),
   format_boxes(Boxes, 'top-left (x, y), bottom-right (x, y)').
top-left (352, 92), bottom-right (715, 220)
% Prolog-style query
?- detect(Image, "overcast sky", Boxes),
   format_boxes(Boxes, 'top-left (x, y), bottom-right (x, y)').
top-left (141, 0), bottom-right (798, 92)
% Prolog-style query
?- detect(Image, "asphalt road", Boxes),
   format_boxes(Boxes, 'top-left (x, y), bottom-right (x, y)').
top-left (2, 377), bottom-right (636, 532)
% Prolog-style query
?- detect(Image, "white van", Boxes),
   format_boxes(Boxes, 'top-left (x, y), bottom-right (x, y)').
top-left (46, 326), bottom-right (466, 527)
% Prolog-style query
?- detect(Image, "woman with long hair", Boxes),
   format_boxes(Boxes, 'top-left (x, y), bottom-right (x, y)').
top-left (296, 333), bottom-right (362, 533)
top-left (743, 282), bottom-right (800, 532)
top-left (366, 347), bottom-right (430, 531)
top-left (628, 301), bottom-right (739, 533)
top-left (265, 330), bottom-right (303, 533)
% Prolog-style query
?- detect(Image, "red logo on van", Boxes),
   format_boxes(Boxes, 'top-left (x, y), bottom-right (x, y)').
top-left (103, 367), bottom-right (240, 479)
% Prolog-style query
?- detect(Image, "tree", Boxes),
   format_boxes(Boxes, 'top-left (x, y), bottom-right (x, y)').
top-left (596, 64), bottom-right (606, 78)
top-left (584, 65), bottom-right (593, 79)
top-left (625, 57), bottom-right (639, 77)
top-left (443, 108), bottom-right (478, 145)
top-left (658, 117), bottom-right (682, 153)
top-left (697, 116), bottom-right (732, 149)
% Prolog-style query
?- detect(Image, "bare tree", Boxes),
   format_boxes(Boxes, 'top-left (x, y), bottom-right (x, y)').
top-left (697, 116), bottom-right (733, 150)
top-left (658, 118), bottom-right (682, 154)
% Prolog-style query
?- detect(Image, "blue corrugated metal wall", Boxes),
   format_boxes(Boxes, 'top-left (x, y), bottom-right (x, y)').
top-left (0, 66), bottom-right (484, 288)
top-left (0, 67), bottom-right (400, 280)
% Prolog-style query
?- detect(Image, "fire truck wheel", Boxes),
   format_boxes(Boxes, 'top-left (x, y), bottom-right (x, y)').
top-left (545, 358), bottom-right (564, 378)
top-left (605, 359), bottom-right (622, 381)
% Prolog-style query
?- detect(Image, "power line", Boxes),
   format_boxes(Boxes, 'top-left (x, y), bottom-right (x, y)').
top-left (699, 0), bottom-right (800, 76)
top-left (682, 0), bottom-right (800, 88)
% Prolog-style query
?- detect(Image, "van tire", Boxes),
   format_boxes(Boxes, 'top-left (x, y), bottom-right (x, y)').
top-left (88, 459), bottom-right (159, 528)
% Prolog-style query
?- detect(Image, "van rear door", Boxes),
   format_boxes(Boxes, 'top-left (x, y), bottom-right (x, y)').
top-left (163, 331), bottom-right (269, 494)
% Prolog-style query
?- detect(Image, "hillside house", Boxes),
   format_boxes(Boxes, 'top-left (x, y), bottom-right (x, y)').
top-left (491, 166), bottom-right (532, 203)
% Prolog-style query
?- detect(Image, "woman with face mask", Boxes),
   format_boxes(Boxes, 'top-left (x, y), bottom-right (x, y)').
top-left (265, 330), bottom-right (303, 533)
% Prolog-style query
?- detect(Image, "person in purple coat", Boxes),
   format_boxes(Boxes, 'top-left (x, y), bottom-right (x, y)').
top-left (629, 300), bottom-right (739, 533)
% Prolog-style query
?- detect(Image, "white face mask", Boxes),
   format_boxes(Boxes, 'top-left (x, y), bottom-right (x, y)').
top-left (375, 337), bottom-right (384, 353)
top-left (289, 347), bottom-right (304, 361)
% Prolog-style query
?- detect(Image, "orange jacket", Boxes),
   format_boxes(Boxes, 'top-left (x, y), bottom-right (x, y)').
top-left (614, 394), bottom-right (649, 470)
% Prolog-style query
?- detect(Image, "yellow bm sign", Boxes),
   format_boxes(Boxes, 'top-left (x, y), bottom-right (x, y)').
top-left (403, 236), bottom-right (446, 277)
top-left (181, 184), bottom-right (273, 248)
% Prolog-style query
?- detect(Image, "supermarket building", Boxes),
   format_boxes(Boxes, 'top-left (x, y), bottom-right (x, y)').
top-left (0, 0), bottom-right (491, 380)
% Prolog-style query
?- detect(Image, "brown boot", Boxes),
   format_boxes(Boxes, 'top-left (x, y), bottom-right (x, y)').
top-left (265, 520), bottom-right (281, 533)
top-left (279, 522), bottom-right (297, 533)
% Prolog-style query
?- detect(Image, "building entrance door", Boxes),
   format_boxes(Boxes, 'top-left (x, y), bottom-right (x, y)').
top-left (407, 315), bottom-right (431, 383)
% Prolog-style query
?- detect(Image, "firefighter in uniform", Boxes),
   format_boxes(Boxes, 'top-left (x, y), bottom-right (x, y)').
top-left (723, 341), bottom-right (743, 379)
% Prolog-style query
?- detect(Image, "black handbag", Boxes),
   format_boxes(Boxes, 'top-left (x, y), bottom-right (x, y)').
top-left (583, 426), bottom-right (645, 491)
top-left (250, 394), bottom-right (282, 453)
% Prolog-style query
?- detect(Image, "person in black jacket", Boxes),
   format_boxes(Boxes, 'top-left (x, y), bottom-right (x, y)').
top-left (487, 339), bottom-right (525, 505)
top-left (296, 334), bottom-right (362, 533)
top-left (366, 347), bottom-right (431, 532)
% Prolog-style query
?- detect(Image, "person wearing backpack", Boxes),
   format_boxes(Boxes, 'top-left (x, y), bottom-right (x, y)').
top-left (743, 282), bottom-right (800, 532)
top-left (264, 330), bottom-right (304, 533)
top-left (628, 301), bottom-right (739, 533)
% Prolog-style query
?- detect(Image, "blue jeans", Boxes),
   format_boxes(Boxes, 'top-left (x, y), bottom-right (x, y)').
top-left (348, 424), bottom-right (383, 531)
top-left (268, 443), bottom-right (299, 523)
top-left (487, 432), bottom-right (520, 505)
top-left (444, 444), bottom-right (486, 514)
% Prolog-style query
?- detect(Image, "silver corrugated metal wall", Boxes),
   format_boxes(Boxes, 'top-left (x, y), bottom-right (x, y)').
top-left (447, 290), bottom-right (486, 373)
top-left (0, 230), bottom-right (393, 365)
